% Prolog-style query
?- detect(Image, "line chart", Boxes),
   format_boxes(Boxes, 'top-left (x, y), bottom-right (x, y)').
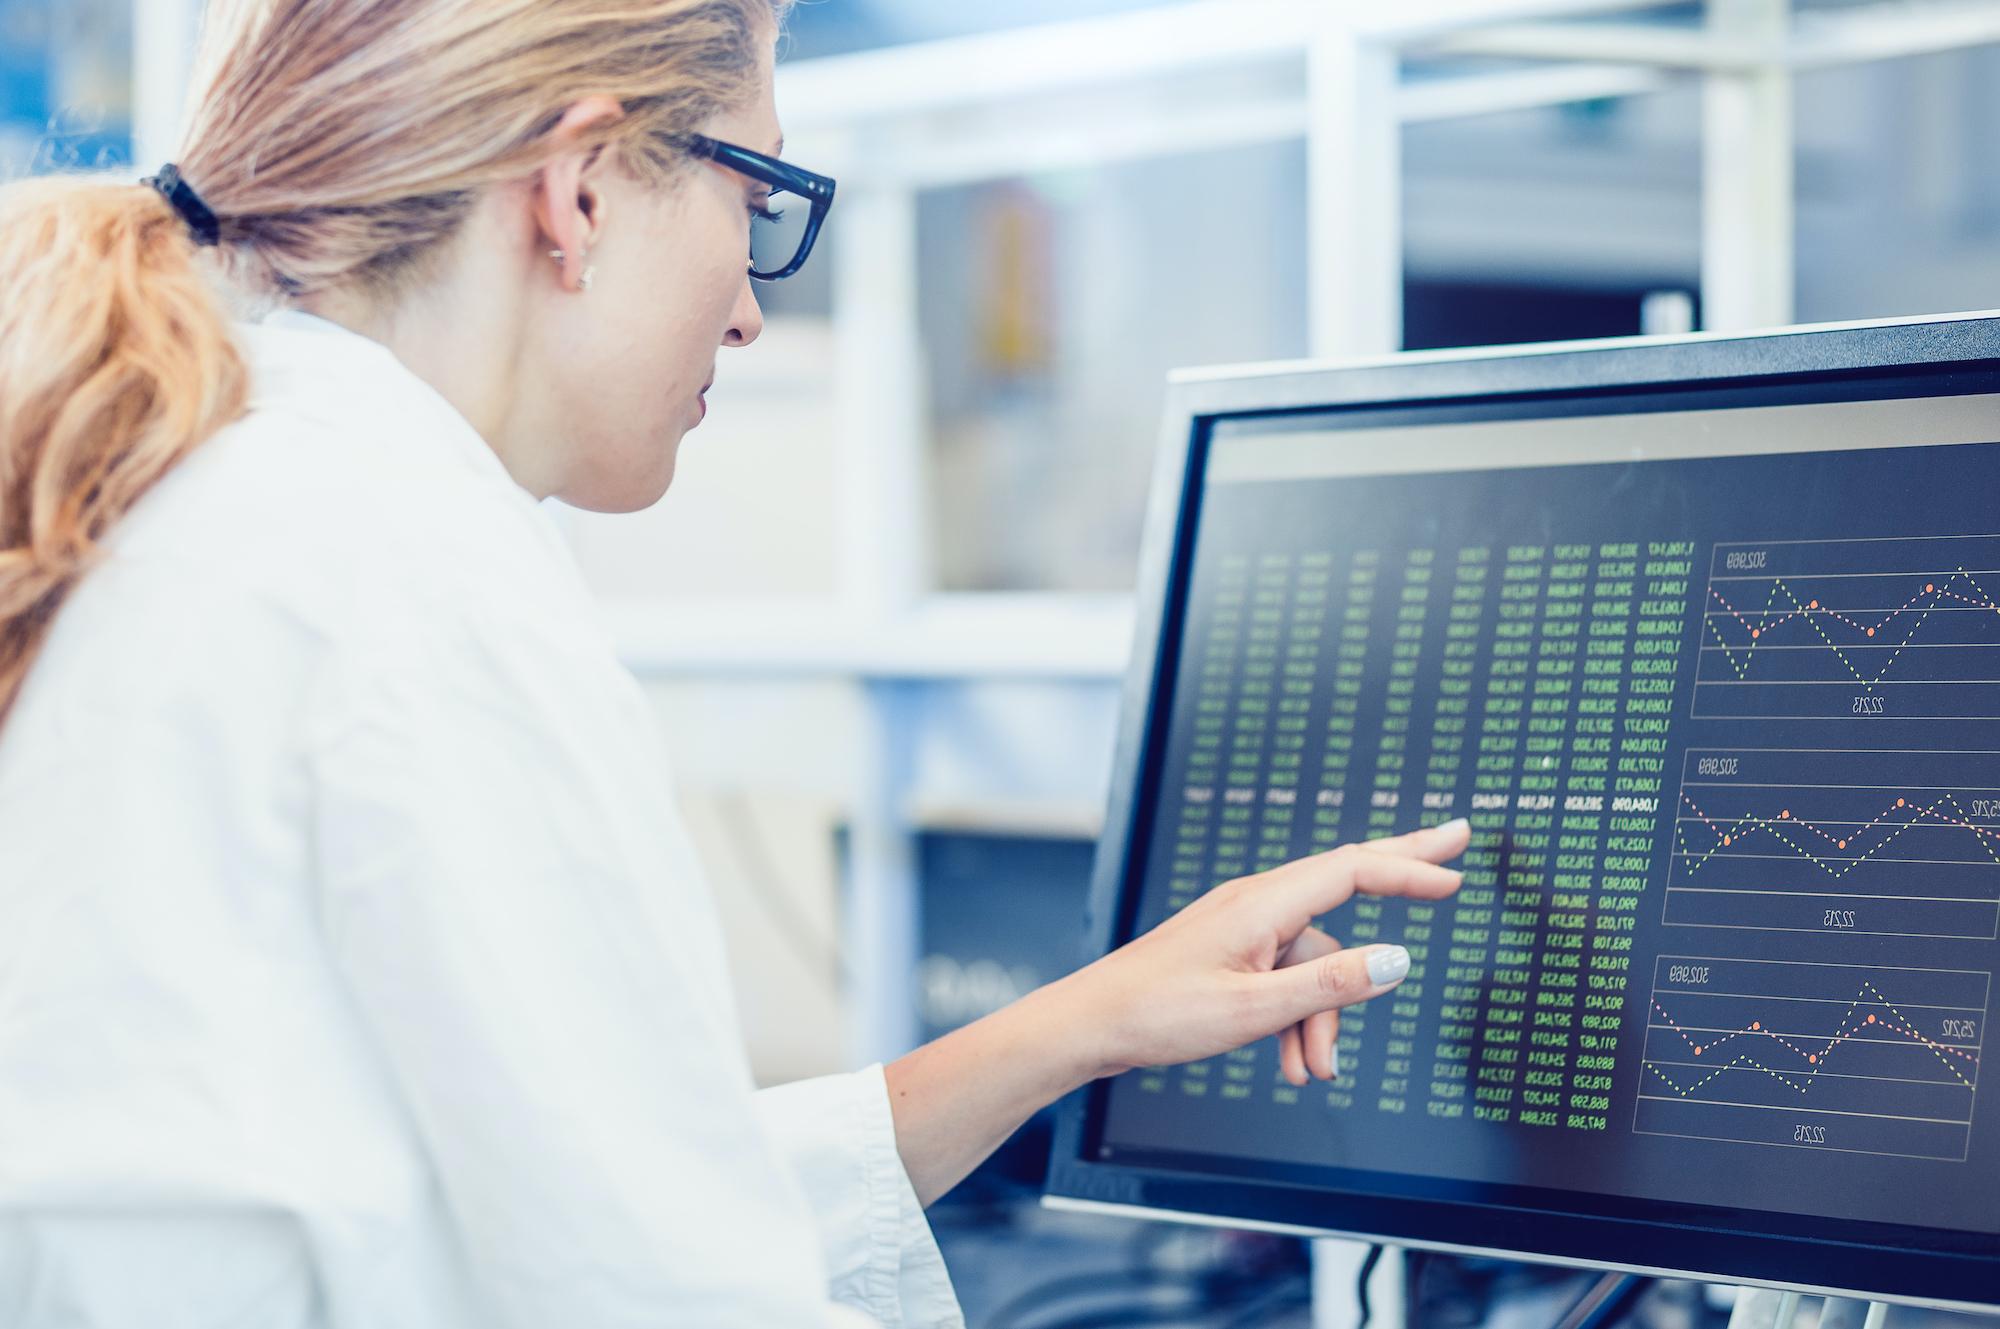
top-left (1692, 535), bottom-right (2000, 719)
top-left (1665, 748), bottom-right (2000, 939)
top-left (1634, 956), bottom-right (1987, 1161)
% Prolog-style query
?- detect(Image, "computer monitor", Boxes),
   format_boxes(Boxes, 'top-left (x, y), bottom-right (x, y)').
top-left (1043, 312), bottom-right (2000, 1312)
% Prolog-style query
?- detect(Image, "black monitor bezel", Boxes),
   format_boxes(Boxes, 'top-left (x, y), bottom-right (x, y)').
top-left (1042, 312), bottom-right (2000, 1312)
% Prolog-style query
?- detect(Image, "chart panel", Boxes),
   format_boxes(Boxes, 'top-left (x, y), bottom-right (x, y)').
top-left (1635, 957), bottom-right (1986, 1161)
top-left (1693, 535), bottom-right (2000, 720)
top-left (1666, 748), bottom-right (2000, 940)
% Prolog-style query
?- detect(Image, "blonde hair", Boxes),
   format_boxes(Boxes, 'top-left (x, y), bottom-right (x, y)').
top-left (0, 0), bottom-right (788, 725)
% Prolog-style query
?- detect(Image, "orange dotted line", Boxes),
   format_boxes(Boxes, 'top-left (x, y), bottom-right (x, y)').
top-left (1704, 567), bottom-right (1998, 689)
top-left (1676, 789), bottom-right (2000, 879)
top-left (1715, 580), bottom-right (1931, 638)
top-left (1647, 979), bottom-right (1978, 1101)
top-left (1711, 569), bottom-right (1994, 640)
top-left (1705, 580), bottom-right (1929, 689)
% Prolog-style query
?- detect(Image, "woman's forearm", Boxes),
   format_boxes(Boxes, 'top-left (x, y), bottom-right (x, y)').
top-left (880, 823), bottom-right (1468, 1209)
top-left (882, 970), bottom-right (1108, 1208)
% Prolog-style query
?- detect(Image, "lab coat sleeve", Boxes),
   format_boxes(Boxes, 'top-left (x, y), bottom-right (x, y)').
top-left (754, 1067), bottom-right (965, 1329)
top-left (306, 607), bottom-right (886, 1329)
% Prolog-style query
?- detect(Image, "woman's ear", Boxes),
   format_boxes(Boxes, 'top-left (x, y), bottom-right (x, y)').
top-left (533, 95), bottom-right (624, 287)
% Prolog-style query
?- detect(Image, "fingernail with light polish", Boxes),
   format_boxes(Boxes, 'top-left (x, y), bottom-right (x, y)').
top-left (1439, 817), bottom-right (1471, 836)
top-left (1366, 945), bottom-right (1411, 987)
top-left (1332, 1044), bottom-right (1341, 1080)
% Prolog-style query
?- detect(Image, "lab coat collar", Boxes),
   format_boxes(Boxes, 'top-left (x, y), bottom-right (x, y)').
top-left (245, 307), bottom-right (534, 502)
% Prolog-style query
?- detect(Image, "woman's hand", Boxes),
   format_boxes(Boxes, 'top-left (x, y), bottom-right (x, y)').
top-left (1061, 818), bottom-right (1470, 1086)
top-left (883, 819), bottom-right (1468, 1207)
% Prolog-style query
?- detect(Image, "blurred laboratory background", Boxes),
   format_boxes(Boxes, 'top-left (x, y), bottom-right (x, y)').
top-left (12, 2), bottom-right (2000, 1326)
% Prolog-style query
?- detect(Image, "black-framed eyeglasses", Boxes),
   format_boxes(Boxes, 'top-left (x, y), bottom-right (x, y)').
top-left (685, 134), bottom-right (836, 282)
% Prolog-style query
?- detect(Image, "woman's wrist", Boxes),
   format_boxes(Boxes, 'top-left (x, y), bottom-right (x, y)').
top-left (1026, 960), bottom-right (1133, 1092)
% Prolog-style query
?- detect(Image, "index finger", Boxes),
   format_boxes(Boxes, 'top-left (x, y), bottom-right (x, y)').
top-left (1257, 843), bottom-right (1463, 935)
top-left (1354, 817), bottom-right (1472, 865)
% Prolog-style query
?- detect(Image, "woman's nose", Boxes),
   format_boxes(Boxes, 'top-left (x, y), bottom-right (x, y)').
top-left (724, 271), bottom-right (764, 348)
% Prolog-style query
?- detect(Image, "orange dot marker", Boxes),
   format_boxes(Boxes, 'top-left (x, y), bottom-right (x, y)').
top-left (1866, 1014), bottom-right (1876, 1024)
top-left (1897, 798), bottom-right (1906, 808)
top-left (1723, 835), bottom-right (1732, 846)
top-left (1809, 600), bottom-right (1819, 609)
top-left (1751, 1021), bottom-right (1761, 1031)
top-left (1780, 810), bottom-right (1790, 819)
top-left (1838, 840), bottom-right (1847, 849)
top-left (1751, 628), bottom-right (1761, 639)
top-left (1693, 1047), bottom-right (1703, 1056)
top-left (1927, 583), bottom-right (1935, 594)
top-left (1809, 1054), bottom-right (1818, 1064)
top-left (1867, 627), bottom-right (1876, 637)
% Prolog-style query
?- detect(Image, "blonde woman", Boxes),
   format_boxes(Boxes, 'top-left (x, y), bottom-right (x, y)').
top-left (0, 1), bottom-right (1467, 1324)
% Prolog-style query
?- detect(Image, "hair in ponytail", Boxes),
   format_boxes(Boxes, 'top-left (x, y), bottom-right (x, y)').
top-left (0, 176), bottom-right (249, 721)
top-left (0, 0), bottom-right (789, 725)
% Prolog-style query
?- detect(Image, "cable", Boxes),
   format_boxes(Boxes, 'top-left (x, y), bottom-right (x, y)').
top-left (985, 1270), bottom-right (1188, 1329)
top-left (1405, 1249), bottom-right (1430, 1329)
top-left (1034, 1307), bottom-right (1207, 1329)
top-left (986, 1238), bottom-right (1312, 1329)
top-left (1209, 1276), bottom-right (1313, 1329)
top-left (1020, 1274), bottom-right (1312, 1329)
top-left (1356, 1244), bottom-right (1385, 1329)
top-left (1549, 1273), bottom-right (1653, 1329)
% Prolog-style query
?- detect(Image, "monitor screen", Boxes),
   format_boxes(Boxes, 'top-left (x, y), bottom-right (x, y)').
top-left (1046, 319), bottom-right (2000, 1311)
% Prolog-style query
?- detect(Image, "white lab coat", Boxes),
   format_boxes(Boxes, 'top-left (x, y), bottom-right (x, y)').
top-left (0, 310), bottom-right (963, 1328)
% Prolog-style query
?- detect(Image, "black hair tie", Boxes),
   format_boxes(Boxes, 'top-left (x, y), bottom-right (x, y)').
top-left (139, 163), bottom-right (220, 248)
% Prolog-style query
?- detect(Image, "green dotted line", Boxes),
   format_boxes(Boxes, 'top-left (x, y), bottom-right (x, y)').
top-left (1704, 569), bottom-right (1978, 690)
top-left (1647, 982), bottom-right (1976, 1097)
top-left (1645, 1053), bottom-right (1809, 1097)
top-left (1676, 794), bottom-right (2000, 880)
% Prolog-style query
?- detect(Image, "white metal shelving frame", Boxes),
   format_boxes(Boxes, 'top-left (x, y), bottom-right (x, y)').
top-left (760, 0), bottom-right (2000, 641)
top-left (129, 0), bottom-right (2000, 665)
